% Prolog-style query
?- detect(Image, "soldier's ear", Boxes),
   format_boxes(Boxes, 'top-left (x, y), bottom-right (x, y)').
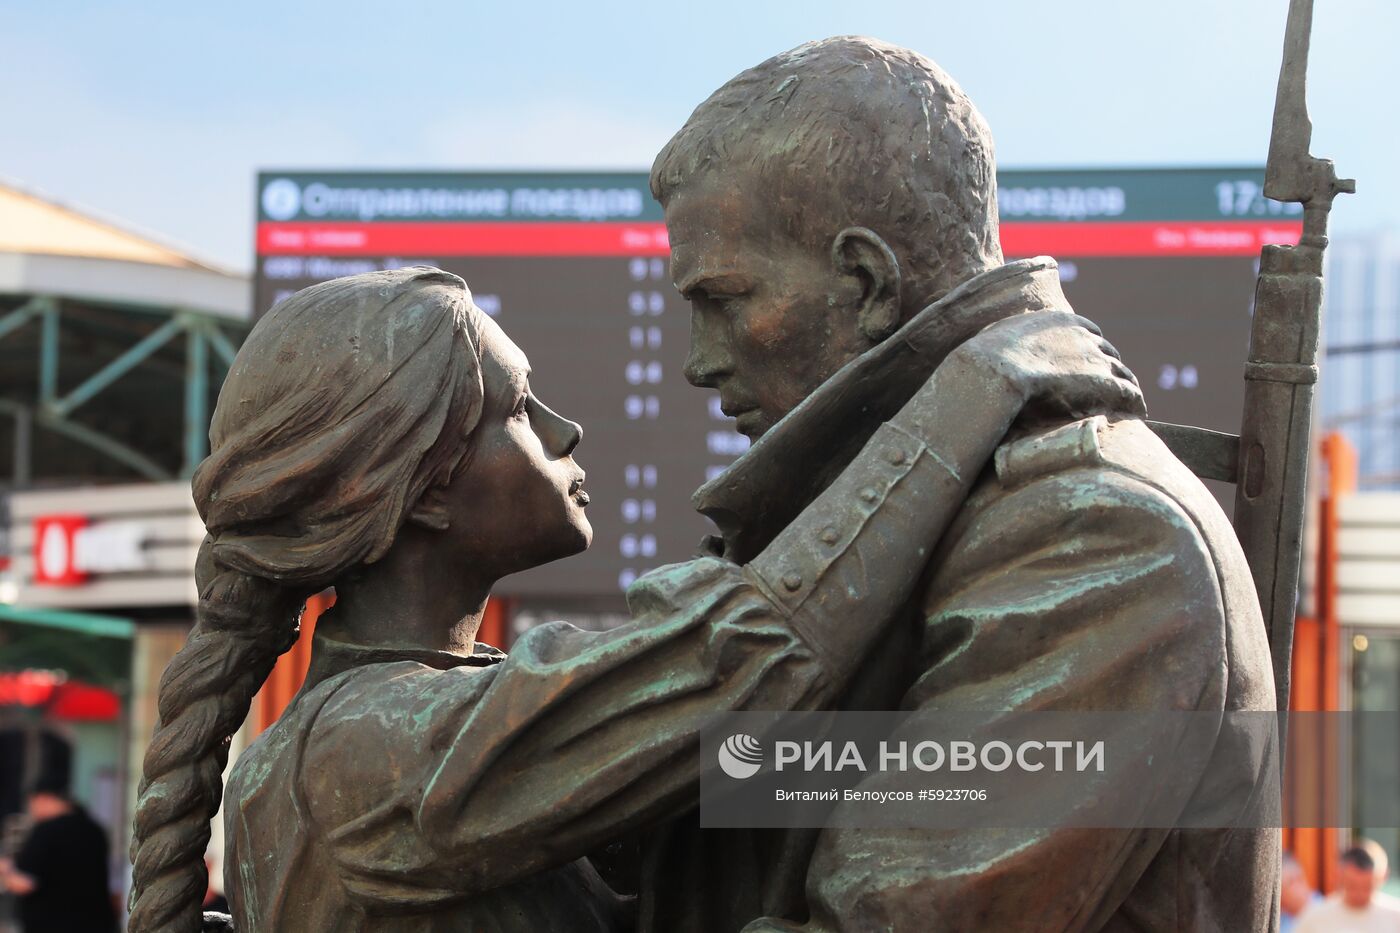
top-left (407, 487), bottom-right (451, 532)
top-left (831, 227), bottom-right (902, 343)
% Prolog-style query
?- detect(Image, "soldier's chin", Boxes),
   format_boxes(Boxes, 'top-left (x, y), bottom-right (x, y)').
top-left (734, 409), bottom-right (772, 439)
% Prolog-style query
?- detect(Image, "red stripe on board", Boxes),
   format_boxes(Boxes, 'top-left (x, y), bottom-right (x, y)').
top-left (999, 221), bottom-right (1302, 257)
top-left (257, 220), bottom-right (1303, 258)
top-left (257, 222), bottom-right (672, 256)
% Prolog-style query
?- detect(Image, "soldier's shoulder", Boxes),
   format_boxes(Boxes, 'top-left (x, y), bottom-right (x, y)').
top-left (931, 416), bottom-right (1228, 589)
top-left (978, 415), bottom-right (1242, 572)
top-left (963, 414), bottom-right (1227, 551)
top-left (992, 415), bottom-right (1205, 503)
top-left (992, 415), bottom-right (1111, 488)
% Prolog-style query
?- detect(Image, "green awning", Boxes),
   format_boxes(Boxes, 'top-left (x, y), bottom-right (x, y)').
top-left (0, 605), bottom-right (134, 639)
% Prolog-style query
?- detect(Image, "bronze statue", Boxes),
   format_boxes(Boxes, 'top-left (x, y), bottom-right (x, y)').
top-left (639, 37), bottom-right (1280, 932)
top-left (125, 267), bottom-right (1139, 931)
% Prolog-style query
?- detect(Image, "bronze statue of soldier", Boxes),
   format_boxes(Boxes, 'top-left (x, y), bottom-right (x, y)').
top-left (639, 37), bottom-right (1279, 933)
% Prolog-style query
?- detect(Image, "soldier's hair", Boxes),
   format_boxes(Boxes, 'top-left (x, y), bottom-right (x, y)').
top-left (127, 268), bottom-right (486, 933)
top-left (651, 36), bottom-right (1003, 309)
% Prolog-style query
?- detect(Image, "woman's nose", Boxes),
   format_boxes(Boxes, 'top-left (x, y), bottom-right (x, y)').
top-left (529, 396), bottom-right (582, 458)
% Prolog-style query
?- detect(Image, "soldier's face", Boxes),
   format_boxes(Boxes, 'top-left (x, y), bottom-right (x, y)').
top-left (664, 171), bottom-right (869, 440)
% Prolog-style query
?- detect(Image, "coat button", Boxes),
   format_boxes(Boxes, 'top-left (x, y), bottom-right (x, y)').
top-left (860, 487), bottom-right (879, 504)
top-left (889, 448), bottom-right (907, 465)
top-left (820, 526), bottom-right (839, 545)
top-left (782, 573), bottom-right (802, 592)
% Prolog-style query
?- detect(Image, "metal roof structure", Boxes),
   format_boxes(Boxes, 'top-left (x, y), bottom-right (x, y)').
top-left (0, 180), bottom-right (251, 487)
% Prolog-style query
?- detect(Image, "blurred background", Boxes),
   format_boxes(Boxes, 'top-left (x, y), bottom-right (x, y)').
top-left (0, 1), bottom-right (1395, 928)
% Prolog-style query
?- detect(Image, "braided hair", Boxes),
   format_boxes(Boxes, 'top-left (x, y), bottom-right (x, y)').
top-left (127, 268), bottom-right (486, 932)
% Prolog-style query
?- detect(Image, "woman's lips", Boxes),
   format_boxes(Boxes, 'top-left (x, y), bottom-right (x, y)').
top-left (569, 476), bottom-right (589, 506)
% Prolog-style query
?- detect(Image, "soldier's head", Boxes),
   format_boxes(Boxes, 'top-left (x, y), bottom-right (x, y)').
top-left (653, 36), bottom-right (1002, 439)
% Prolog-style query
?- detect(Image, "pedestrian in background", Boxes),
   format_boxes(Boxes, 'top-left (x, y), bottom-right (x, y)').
top-left (0, 779), bottom-right (116, 933)
top-left (1297, 839), bottom-right (1400, 932)
top-left (1282, 851), bottom-right (1323, 931)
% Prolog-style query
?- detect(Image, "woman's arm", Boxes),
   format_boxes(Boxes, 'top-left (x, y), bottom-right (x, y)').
top-left (303, 311), bottom-right (1139, 906)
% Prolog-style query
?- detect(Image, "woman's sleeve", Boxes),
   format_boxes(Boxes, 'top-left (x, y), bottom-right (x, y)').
top-left (304, 366), bottom-right (1018, 907)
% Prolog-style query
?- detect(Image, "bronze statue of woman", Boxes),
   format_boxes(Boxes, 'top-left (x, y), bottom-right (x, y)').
top-left (125, 266), bottom-right (1139, 932)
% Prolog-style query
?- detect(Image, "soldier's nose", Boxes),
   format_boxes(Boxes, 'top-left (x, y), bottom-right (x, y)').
top-left (684, 342), bottom-right (724, 388)
top-left (685, 306), bottom-right (734, 388)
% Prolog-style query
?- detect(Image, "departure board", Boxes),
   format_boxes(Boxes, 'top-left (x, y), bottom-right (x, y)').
top-left (254, 168), bottom-right (1302, 598)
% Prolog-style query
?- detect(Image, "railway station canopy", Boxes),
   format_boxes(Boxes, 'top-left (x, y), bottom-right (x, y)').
top-left (0, 180), bottom-right (250, 486)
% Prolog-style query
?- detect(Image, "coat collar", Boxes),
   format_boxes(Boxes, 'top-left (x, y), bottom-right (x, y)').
top-left (301, 631), bottom-right (505, 693)
top-left (693, 258), bottom-right (1070, 564)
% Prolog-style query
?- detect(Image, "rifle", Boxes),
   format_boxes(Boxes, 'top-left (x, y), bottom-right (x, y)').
top-left (1151, 0), bottom-right (1351, 719)
top-left (1234, 0), bottom-right (1352, 717)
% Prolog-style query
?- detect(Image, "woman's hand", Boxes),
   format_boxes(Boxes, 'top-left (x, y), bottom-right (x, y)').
top-left (884, 310), bottom-right (1144, 492)
top-left (945, 311), bottom-right (1146, 421)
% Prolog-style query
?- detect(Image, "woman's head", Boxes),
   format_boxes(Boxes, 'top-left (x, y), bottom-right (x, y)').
top-left (195, 265), bottom-right (589, 584)
top-left (128, 267), bottom-right (589, 932)
top-left (198, 266), bottom-right (479, 584)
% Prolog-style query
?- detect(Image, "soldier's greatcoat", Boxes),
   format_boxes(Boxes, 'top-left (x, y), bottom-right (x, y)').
top-left (641, 262), bottom-right (1281, 933)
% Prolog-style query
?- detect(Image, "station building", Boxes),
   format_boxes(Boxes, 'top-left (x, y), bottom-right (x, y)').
top-left (0, 179), bottom-right (249, 909)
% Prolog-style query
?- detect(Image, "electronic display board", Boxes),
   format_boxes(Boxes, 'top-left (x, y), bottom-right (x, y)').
top-left (254, 168), bottom-right (1302, 599)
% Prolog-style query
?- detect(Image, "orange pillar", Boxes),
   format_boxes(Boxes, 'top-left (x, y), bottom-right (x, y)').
top-left (251, 594), bottom-right (512, 733)
top-left (477, 597), bottom-right (511, 650)
top-left (1286, 432), bottom-right (1356, 894)
top-left (254, 591), bottom-right (334, 736)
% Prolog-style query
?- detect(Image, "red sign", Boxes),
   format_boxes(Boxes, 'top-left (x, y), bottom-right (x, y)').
top-left (0, 672), bottom-right (121, 721)
top-left (32, 515), bottom-right (89, 586)
top-left (256, 219), bottom-right (1303, 259)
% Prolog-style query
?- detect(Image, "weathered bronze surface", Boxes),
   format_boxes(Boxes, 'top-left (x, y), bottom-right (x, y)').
top-left (641, 36), bottom-right (1280, 933)
top-left (123, 262), bottom-right (1138, 932)
top-left (124, 31), bottom-right (1291, 933)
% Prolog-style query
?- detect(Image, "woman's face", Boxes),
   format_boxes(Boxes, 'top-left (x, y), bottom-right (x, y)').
top-left (434, 312), bottom-right (592, 580)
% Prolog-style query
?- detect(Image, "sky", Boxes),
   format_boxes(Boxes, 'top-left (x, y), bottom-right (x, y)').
top-left (2, 0), bottom-right (1394, 273)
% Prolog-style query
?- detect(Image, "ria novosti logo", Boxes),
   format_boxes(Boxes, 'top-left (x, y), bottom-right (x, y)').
top-left (718, 733), bottom-right (764, 779)
top-left (261, 178), bottom-right (302, 221)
